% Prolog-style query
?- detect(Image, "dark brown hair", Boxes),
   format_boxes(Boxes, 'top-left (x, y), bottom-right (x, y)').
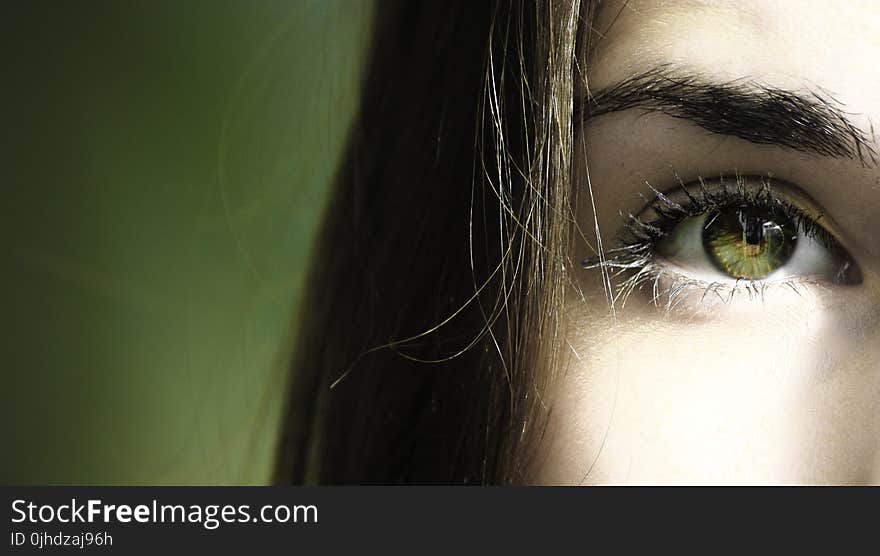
top-left (275, 0), bottom-right (594, 484)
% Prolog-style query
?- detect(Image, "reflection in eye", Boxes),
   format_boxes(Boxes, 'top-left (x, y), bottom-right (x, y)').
top-left (700, 206), bottom-right (797, 279)
top-left (583, 175), bottom-right (862, 309)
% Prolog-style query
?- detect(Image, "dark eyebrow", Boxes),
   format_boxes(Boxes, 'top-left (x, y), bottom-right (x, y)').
top-left (582, 66), bottom-right (877, 165)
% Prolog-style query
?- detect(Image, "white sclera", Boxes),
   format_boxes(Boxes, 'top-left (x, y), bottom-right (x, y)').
top-left (656, 212), bottom-right (842, 284)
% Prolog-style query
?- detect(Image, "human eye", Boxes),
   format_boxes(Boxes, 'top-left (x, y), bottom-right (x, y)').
top-left (584, 175), bottom-right (862, 311)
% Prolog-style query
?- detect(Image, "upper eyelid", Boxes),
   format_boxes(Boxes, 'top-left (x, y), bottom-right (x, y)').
top-left (628, 175), bottom-right (849, 249)
top-left (582, 174), bottom-right (854, 276)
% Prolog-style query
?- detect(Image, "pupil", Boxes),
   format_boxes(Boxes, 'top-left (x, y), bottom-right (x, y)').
top-left (702, 206), bottom-right (797, 279)
top-left (740, 211), bottom-right (764, 246)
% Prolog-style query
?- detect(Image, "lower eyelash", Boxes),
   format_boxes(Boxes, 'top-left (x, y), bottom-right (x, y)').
top-left (581, 174), bottom-right (830, 310)
top-left (602, 258), bottom-right (817, 312)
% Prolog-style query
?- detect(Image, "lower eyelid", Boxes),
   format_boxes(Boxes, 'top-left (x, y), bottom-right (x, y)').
top-left (642, 266), bottom-right (830, 315)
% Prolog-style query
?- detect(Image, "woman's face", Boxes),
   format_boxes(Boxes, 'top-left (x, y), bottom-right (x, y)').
top-left (534, 0), bottom-right (880, 484)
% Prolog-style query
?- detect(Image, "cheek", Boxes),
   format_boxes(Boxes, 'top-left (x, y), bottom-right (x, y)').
top-left (531, 284), bottom-right (880, 485)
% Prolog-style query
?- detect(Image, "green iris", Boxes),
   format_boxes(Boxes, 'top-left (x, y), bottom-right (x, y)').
top-left (702, 207), bottom-right (797, 279)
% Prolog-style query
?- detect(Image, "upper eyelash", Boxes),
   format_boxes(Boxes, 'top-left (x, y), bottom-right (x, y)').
top-left (581, 174), bottom-right (842, 310)
top-left (627, 174), bottom-right (830, 245)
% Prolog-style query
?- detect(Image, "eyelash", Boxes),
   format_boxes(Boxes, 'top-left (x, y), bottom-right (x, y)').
top-left (582, 174), bottom-right (846, 311)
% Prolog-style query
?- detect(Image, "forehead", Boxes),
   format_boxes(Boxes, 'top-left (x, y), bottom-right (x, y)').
top-left (589, 0), bottom-right (880, 102)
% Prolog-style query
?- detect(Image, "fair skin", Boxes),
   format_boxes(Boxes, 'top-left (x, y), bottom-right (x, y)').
top-left (534, 0), bottom-right (880, 484)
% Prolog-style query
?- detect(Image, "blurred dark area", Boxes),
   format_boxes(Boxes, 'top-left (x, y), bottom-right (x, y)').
top-left (1, 1), bottom-right (371, 484)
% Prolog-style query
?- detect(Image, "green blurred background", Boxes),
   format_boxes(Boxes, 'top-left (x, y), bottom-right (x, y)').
top-left (2, 1), bottom-right (372, 484)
